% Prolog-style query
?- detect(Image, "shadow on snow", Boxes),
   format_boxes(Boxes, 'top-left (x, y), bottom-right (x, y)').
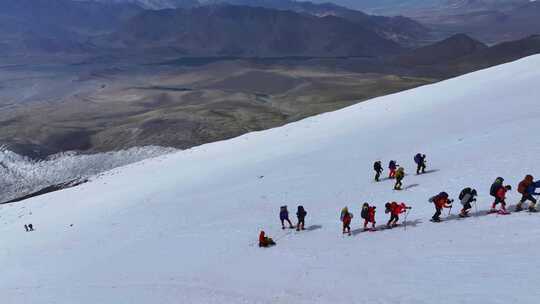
top-left (351, 219), bottom-right (423, 236)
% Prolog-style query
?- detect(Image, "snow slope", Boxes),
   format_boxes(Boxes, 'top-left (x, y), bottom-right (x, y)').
top-left (2, 55), bottom-right (540, 303)
top-left (0, 146), bottom-right (176, 203)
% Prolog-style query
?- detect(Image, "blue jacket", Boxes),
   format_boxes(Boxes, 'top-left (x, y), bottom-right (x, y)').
top-left (526, 181), bottom-right (540, 195)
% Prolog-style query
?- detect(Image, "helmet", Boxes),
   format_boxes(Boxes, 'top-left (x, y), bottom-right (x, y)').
top-left (385, 202), bottom-right (391, 208)
top-left (440, 192), bottom-right (449, 198)
top-left (471, 189), bottom-right (478, 196)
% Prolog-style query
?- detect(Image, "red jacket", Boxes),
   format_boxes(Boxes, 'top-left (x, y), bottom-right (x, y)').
top-left (259, 231), bottom-right (266, 244)
top-left (390, 202), bottom-right (407, 216)
top-left (368, 207), bottom-right (376, 222)
top-left (496, 187), bottom-right (507, 200)
top-left (342, 213), bottom-right (352, 225)
top-left (434, 197), bottom-right (451, 209)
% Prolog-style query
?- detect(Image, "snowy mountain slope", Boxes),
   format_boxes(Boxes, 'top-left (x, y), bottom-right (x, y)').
top-left (0, 146), bottom-right (176, 203)
top-left (2, 55), bottom-right (540, 303)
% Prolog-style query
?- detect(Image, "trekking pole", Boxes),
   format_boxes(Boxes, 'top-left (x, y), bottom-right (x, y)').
top-left (275, 230), bottom-right (292, 242)
top-left (474, 201), bottom-right (479, 217)
top-left (403, 209), bottom-right (411, 231)
top-left (447, 205), bottom-right (453, 218)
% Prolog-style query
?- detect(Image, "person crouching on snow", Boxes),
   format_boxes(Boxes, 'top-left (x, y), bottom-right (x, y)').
top-left (259, 231), bottom-right (275, 248)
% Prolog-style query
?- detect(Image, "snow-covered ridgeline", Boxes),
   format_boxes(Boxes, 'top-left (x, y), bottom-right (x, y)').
top-left (0, 146), bottom-right (176, 203)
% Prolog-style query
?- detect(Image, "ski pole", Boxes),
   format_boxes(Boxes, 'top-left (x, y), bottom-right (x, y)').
top-left (447, 205), bottom-right (453, 218)
top-left (474, 200), bottom-right (478, 217)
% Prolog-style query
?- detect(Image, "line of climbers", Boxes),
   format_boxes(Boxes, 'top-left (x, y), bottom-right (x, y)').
top-left (373, 153), bottom-right (426, 190)
top-left (259, 174), bottom-right (540, 247)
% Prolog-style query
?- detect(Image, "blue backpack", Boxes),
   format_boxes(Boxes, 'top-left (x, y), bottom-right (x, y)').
top-left (414, 154), bottom-right (422, 164)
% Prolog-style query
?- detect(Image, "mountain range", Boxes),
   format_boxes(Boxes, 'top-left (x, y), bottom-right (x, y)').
top-left (317, 0), bottom-right (539, 44)
top-left (396, 34), bottom-right (540, 76)
top-left (0, 0), bottom-right (431, 59)
top-left (105, 5), bottom-right (404, 58)
top-left (0, 0), bottom-right (141, 57)
top-left (311, 0), bottom-right (531, 15)
top-left (76, 0), bottom-right (199, 9)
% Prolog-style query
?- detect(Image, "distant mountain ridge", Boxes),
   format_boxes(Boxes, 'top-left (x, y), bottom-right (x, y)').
top-left (1, 0), bottom-right (420, 59)
top-left (77, 0), bottom-right (432, 47)
top-left (76, 0), bottom-right (200, 9)
top-left (309, 0), bottom-right (531, 15)
top-left (0, 0), bottom-right (141, 56)
top-left (106, 5), bottom-right (403, 57)
top-left (394, 34), bottom-right (540, 77)
top-left (202, 0), bottom-right (431, 46)
top-left (314, 0), bottom-right (539, 44)
top-left (397, 33), bottom-right (488, 66)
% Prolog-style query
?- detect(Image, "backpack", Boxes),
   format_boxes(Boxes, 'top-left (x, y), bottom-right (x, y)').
top-left (389, 160), bottom-right (396, 168)
top-left (459, 188), bottom-right (471, 200)
top-left (414, 153), bottom-right (422, 164)
top-left (374, 161), bottom-right (381, 171)
top-left (429, 192), bottom-right (447, 203)
top-left (490, 182), bottom-right (501, 197)
top-left (518, 180), bottom-right (531, 194)
top-left (361, 207), bottom-right (368, 219)
top-left (297, 206), bottom-right (306, 217)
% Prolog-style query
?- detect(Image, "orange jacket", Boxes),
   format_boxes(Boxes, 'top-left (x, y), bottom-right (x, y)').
top-left (434, 197), bottom-right (451, 209)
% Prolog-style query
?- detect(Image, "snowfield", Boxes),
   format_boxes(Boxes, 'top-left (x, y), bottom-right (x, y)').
top-left (0, 146), bottom-right (176, 203)
top-left (2, 55), bottom-right (540, 303)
